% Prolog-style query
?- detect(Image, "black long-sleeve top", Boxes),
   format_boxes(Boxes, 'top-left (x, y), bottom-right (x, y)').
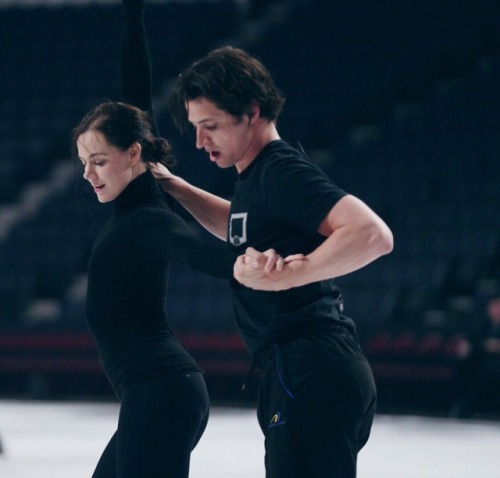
top-left (85, 170), bottom-right (235, 397)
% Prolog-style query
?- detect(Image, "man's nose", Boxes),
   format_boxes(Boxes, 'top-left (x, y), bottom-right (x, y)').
top-left (195, 129), bottom-right (205, 149)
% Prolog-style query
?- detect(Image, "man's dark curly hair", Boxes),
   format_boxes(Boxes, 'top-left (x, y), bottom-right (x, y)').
top-left (168, 46), bottom-right (286, 132)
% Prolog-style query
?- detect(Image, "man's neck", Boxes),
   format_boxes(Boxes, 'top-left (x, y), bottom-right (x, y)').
top-left (236, 121), bottom-right (280, 173)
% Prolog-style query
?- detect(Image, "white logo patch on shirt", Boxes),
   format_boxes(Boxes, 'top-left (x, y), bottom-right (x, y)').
top-left (229, 212), bottom-right (248, 246)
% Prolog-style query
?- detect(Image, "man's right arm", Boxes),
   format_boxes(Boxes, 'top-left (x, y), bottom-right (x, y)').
top-left (150, 163), bottom-right (230, 241)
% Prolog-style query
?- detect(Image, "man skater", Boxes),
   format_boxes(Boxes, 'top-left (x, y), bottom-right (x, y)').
top-left (152, 46), bottom-right (394, 477)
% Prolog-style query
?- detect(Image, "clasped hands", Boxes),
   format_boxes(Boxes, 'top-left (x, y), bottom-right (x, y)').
top-left (234, 247), bottom-right (305, 291)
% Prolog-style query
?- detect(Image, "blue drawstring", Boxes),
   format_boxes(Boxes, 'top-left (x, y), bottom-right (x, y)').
top-left (274, 344), bottom-right (295, 399)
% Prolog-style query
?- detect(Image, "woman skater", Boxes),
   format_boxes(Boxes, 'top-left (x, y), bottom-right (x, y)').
top-left (73, 1), bottom-right (238, 476)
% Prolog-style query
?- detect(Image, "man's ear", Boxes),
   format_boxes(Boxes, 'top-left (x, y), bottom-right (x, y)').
top-left (248, 102), bottom-right (261, 123)
top-left (128, 142), bottom-right (142, 166)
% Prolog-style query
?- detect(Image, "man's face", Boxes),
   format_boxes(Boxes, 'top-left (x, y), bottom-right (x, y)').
top-left (186, 97), bottom-right (258, 173)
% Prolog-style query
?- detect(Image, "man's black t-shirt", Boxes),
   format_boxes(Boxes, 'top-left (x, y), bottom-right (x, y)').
top-left (228, 140), bottom-right (356, 357)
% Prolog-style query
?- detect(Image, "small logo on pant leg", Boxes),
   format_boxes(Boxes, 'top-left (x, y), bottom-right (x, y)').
top-left (269, 411), bottom-right (286, 428)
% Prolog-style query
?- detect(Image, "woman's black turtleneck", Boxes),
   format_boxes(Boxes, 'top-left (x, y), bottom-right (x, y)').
top-left (85, 171), bottom-right (235, 397)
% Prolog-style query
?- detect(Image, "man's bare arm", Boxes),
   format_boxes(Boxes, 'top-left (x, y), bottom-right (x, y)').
top-left (150, 162), bottom-right (230, 241)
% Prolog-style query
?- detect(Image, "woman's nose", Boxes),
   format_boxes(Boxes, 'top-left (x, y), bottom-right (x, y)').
top-left (83, 164), bottom-right (94, 180)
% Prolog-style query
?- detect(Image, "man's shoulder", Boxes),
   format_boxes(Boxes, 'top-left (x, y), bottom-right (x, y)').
top-left (262, 140), bottom-right (305, 160)
top-left (257, 140), bottom-right (303, 168)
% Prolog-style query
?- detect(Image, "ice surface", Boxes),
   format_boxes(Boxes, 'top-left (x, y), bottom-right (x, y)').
top-left (0, 400), bottom-right (498, 477)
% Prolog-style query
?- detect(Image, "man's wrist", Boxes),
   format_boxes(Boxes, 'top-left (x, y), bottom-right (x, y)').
top-left (158, 176), bottom-right (179, 194)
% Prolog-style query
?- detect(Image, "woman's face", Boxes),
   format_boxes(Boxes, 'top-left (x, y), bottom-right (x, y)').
top-left (77, 130), bottom-right (140, 203)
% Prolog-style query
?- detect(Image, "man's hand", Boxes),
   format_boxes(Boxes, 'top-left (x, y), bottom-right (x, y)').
top-left (149, 162), bottom-right (175, 183)
top-left (234, 247), bottom-right (305, 291)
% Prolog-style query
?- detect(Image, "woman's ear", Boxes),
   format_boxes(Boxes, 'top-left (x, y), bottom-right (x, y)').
top-left (128, 142), bottom-right (142, 166)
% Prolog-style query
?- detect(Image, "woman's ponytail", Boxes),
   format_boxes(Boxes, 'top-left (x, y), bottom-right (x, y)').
top-left (140, 136), bottom-right (175, 169)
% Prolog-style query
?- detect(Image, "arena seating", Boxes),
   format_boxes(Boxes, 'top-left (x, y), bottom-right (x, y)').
top-left (0, 0), bottom-right (499, 411)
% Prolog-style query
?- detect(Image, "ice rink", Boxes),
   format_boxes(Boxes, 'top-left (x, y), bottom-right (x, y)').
top-left (0, 400), bottom-right (499, 477)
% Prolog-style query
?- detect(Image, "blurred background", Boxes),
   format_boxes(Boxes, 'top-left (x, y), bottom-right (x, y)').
top-left (0, 0), bottom-right (499, 419)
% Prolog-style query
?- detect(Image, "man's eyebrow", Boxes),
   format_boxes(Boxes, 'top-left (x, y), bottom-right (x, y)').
top-left (190, 118), bottom-right (213, 126)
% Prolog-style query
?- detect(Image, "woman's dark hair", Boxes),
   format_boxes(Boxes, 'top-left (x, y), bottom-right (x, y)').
top-left (168, 46), bottom-right (286, 132)
top-left (72, 101), bottom-right (174, 168)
